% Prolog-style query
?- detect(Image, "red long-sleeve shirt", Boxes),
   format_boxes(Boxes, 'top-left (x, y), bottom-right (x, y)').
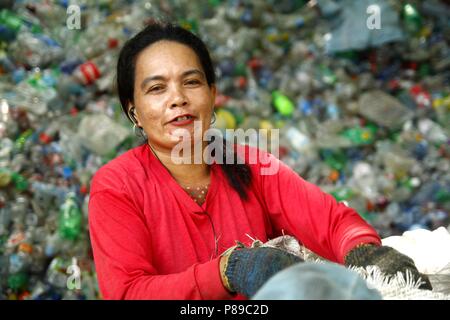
top-left (88, 143), bottom-right (381, 300)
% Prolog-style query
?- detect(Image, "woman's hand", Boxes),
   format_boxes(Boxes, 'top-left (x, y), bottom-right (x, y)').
top-left (220, 246), bottom-right (303, 298)
top-left (344, 244), bottom-right (433, 290)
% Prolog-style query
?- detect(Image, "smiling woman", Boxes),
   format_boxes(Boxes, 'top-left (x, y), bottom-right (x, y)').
top-left (132, 42), bottom-right (215, 147)
top-left (87, 22), bottom-right (428, 300)
top-left (115, 23), bottom-right (251, 200)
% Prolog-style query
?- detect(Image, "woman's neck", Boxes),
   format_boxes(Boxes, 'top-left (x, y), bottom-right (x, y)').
top-left (148, 141), bottom-right (211, 185)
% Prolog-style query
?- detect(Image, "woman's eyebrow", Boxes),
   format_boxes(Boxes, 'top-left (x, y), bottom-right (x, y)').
top-left (140, 75), bottom-right (165, 91)
top-left (140, 69), bottom-right (205, 91)
top-left (181, 69), bottom-right (205, 79)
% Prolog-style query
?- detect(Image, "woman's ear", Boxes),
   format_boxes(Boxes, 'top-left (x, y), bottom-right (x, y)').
top-left (127, 103), bottom-right (134, 121)
top-left (128, 104), bottom-right (140, 127)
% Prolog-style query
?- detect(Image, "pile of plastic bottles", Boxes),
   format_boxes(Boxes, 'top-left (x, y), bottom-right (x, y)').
top-left (0, 0), bottom-right (449, 299)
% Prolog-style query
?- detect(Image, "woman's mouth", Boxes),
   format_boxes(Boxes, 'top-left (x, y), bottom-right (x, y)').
top-left (169, 115), bottom-right (196, 126)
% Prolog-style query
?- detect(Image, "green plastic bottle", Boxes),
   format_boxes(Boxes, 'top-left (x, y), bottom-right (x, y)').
top-left (272, 91), bottom-right (294, 117)
top-left (319, 65), bottom-right (337, 86)
top-left (14, 129), bottom-right (33, 152)
top-left (179, 19), bottom-right (198, 34)
top-left (11, 172), bottom-right (28, 192)
top-left (7, 272), bottom-right (28, 292)
top-left (320, 149), bottom-right (347, 171)
top-left (208, 0), bottom-right (222, 6)
top-left (0, 10), bottom-right (23, 33)
top-left (58, 192), bottom-right (82, 241)
top-left (331, 187), bottom-right (354, 202)
top-left (435, 189), bottom-right (450, 204)
top-left (401, 3), bottom-right (422, 35)
top-left (341, 125), bottom-right (377, 146)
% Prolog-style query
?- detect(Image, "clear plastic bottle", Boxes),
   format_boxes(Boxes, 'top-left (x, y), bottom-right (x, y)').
top-left (9, 31), bottom-right (63, 67)
top-left (358, 91), bottom-right (414, 130)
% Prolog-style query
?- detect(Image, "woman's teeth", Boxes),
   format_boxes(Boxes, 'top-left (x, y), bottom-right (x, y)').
top-left (175, 116), bottom-right (191, 121)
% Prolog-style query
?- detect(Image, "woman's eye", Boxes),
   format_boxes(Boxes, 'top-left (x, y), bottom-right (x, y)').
top-left (148, 85), bottom-right (163, 93)
top-left (185, 79), bottom-right (200, 86)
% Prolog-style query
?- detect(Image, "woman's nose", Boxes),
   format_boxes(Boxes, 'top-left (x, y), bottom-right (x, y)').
top-left (169, 86), bottom-right (188, 108)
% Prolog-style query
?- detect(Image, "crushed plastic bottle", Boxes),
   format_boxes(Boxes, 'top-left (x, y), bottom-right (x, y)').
top-left (358, 91), bottom-right (414, 130)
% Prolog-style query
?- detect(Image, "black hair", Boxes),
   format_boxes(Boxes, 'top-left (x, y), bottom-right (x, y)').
top-left (116, 22), bottom-right (252, 200)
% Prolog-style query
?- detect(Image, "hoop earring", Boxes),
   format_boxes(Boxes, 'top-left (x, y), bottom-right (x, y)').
top-left (211, 110), bottom-right (217, 125)
top-left (133, 122), bottom-right (147, 139)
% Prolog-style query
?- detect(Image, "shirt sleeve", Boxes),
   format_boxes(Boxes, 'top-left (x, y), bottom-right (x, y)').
top-left (257, 150), bottom-right (382, 264)
top-left (88, 168), bottom-right (234, 300)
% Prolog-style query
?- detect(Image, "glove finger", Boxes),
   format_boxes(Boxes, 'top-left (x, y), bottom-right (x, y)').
top-left (418, 273), bottom-right (433, 291)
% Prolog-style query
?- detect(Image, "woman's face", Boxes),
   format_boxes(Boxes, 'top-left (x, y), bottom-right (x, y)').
top-left (132, 40), bottom-right (216, 151)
